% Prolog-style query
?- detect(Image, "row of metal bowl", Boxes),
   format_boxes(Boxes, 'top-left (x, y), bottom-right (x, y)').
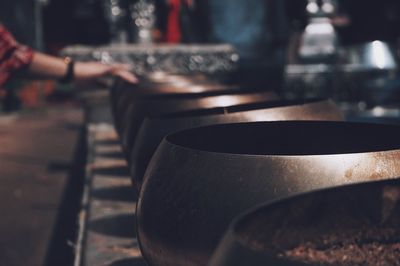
top-left (210, 177), bottom-right (400, 266)
top-left (110, 73), bottom-right (400, 266)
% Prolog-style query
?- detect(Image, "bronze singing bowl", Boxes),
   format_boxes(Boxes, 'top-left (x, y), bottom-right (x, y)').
top-left (110, 76), bottom-right (242, 135)
top-left (137, 121), bottom-right (400, 266)
top-left (118, 90), bottom-right (278, 156)
top-left (210, 178), bottom-right (400, 266)
top-left (130, 99), bottom-right (343, 188)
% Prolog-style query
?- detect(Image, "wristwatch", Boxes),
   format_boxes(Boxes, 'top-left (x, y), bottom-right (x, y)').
top-left (59, 56), bottom-right (75, 84)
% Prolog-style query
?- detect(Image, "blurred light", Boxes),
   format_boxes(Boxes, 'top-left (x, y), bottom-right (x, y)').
top-left (111, 6), bottom-right (121, 16)
top-left (149, 72), bottom-right (169, 81)
top-left (187, 85), bottom-right (207, 93)
top-left (306, 21), bottom-right (334, 35)
top-left (372, 106), bottom-right (386, 116)
top-left (210, 95), bottom-right (242, 107)
top-left (322, 3), bottom-right (335, 14)
top-left (307, 2), bottom-right (319, 14)
top-left (231, 54), bottom-right (240, 62)
top-left (372, 41), bottom-right (387, 69)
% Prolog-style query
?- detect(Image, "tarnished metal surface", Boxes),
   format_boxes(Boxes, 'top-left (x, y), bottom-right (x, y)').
top-left (130, 99), bottom-right (343, 187)
top-left (112, 79), bottom-right (278, 157)
top-left (111, 75), bottom-right (244, 123)
top-left (111, 80), bottom-right (238, 137)
top-left (110, 74), bottom-right (260, 137)
top-left (210, 178), bottom-right (400, 266)
top-left (137, 121), bottom-right (400, 266)
top-left (76, 124), bottom-right (146, 266)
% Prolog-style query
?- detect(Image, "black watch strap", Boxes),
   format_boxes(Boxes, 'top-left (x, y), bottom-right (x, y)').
top-left (59, 57), bottom-right (75, 84)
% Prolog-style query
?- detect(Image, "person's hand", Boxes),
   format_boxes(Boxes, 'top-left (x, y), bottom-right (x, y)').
top-left (74, 61), bottom-right (138, 87)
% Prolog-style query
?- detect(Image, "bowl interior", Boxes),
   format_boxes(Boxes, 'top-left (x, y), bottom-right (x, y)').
top-left (166, 121), bottom-right (400, 155)
top-left (234, 179), bottom-right (400, 265)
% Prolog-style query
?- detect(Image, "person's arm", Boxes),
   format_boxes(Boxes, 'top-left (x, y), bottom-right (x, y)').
top-left (27, 52), bottom-right (138, 85)
top-left (0, 23), bottom-right (137, 87)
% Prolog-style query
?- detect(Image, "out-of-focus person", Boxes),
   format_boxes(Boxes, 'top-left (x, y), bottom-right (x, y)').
top-left (207, 0), bottom-right (289, 68)
top-left (0, 23), bottom-right (137, 89)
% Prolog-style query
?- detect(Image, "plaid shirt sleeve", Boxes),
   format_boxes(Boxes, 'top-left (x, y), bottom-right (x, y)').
top-left (0, 24), bottom-right (34, 87)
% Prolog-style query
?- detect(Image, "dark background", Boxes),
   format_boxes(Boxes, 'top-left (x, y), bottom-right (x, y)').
top-left (0, 0), bottom-right (40, 48)
top-left (1, 0), bottom-right (400, 52)
top-left (43, 0), bottom-right (400, 46)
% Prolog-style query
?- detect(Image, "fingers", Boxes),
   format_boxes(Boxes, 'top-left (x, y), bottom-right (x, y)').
top-left (114, 70), bottom-right (139, 84)
top-left (108, 65), bottom-right (138, 84)
top-left (84, 61), bottom-right (139, 84)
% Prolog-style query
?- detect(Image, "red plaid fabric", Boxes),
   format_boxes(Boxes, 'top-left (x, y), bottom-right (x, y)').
top-left (0, 24), bottom-right (34, 87)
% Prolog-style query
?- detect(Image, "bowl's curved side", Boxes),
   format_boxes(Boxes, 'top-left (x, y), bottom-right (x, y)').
top-left (210, 178), bottom-right (400, 266)
top-left (130, 99), bottom-right (343, 187)
top-left (120, 91), bottom-right (278, 155)
top-left (137, 137), bottom-right (400, 266)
